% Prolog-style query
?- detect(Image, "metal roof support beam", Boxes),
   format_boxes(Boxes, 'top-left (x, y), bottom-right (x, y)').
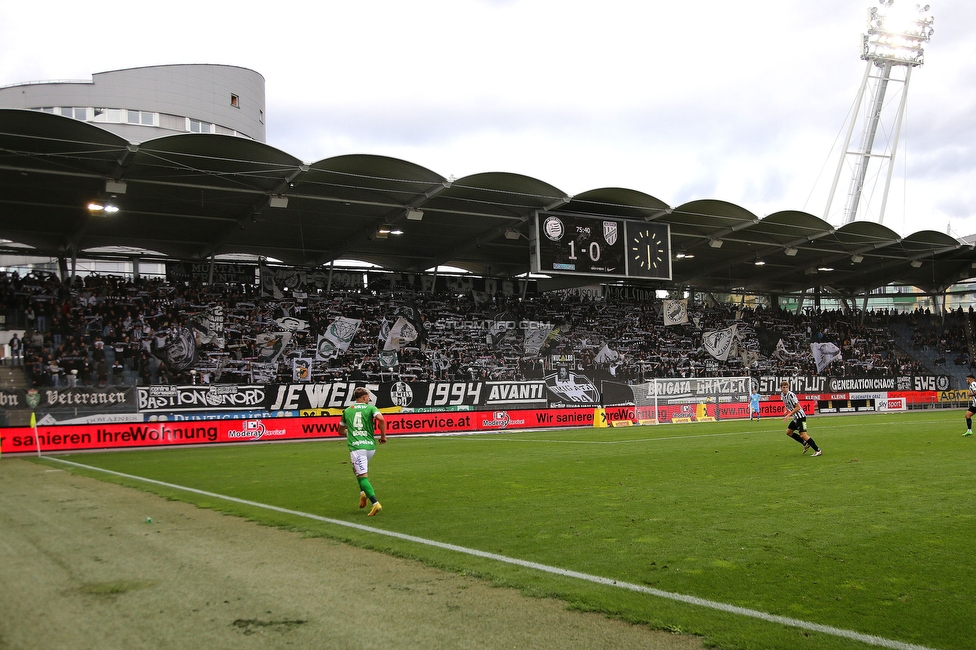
top-left (109, 144), bottom-right (139, 180)
top-left (199, 164), bottom-right (310, 259)
top-left (427, 215), bottom-right (531, 272)
top-left (310, 180), bottom-right (457, 267)
top-left (700, 216), bottom-right (761, 246)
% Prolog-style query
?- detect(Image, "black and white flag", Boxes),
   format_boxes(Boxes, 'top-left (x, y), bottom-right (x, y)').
top-left (255, 331), bottom-right (291, 364)
top-left (384, 316), bottom-right (419, 351)
top-left (523, 321), bottom-right (554, 358)
top-left (163, 327), bottom-right (197, 371)
top-left (703, 325), bottom-right (737, 361)
top-left (191, 306), bottom-right (225, 349)
top-left (663, 300), bottom-right (688, 326)
top-left (810, 342), bottom-right (842, 373)
top-left (317, 317), bottom-right (361, 360)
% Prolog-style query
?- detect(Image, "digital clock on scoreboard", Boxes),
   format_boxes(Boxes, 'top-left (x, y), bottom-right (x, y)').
top-left (532, 213), bottom-right (628, 277)
top-left (531, 214), bottom-right (671, 280)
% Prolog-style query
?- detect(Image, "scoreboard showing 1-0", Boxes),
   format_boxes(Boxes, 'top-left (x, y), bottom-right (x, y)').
top-left (532, 213), bottom-right (628, 277)
top-left (530, 213), bottom-right (671, 280)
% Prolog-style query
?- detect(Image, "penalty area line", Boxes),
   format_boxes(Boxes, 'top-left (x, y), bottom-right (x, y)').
top-left (46, 456), bottom-right (936, 650)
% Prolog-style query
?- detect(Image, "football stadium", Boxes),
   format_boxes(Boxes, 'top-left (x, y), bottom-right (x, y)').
top-left (2, 10), bottom-right (976, 649)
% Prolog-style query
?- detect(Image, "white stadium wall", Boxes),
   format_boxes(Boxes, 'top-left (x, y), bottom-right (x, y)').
top-left (0, 64), bottom-right (266, 143)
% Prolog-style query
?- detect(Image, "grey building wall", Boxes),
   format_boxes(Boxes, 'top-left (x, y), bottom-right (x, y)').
top-left (0, 64), bottom-right (266, 143)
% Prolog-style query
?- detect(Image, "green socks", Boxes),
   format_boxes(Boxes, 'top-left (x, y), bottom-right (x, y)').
top-left (357, 476), bottom-right (377, 504)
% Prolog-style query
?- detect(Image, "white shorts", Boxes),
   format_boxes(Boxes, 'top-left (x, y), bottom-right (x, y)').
top-left (350, 449), bottom-right (376, 476)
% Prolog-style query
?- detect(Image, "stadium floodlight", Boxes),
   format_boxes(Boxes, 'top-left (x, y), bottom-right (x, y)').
top-left (862, 1), bottom-right (934, 66)
top-left (88, 202), bottom-right (118, 214)
top-left (269, 195), bottom-right (288, 208)
top-left (754, 260), bottom-right (766, 266)
top-left (784, 247), bottom-right (798, 256)
top-left (406, 209), bottom-right (424, 221)
top-left (851, 254), bottom-right (864, 263)
top-left (708, 239), bottom-right (723, 248)
top-left (504, 228), bottom-right (521, 240)
top-left (911, 260), bottom-right (923, 268)
top-left (824, 0), bottom-right (934, 227)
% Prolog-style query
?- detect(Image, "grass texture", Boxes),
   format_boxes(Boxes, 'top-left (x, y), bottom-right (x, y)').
top-left (41, 410), bottom-right (975, 650)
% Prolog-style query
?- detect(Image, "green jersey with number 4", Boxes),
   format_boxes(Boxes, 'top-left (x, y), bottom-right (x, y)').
top-left (342, 402), bottom-right (381, 451)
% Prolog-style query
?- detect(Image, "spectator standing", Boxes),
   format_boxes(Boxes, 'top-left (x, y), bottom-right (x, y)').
top-left (8, 333), bottom-right (22, 365)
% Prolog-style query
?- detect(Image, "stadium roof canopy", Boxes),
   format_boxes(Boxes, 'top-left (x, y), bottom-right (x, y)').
top-left (0, 108), bottom-right (973, 297)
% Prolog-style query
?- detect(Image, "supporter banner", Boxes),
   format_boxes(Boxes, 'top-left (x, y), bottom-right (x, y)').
top-left (265, 382), bottom-right (381, 411)
top-left (0, 387), bottom-right (134, 410)
top-left (260, 267), bottom-right (365, 297)
top-left (640, 377), bottom-right (752, 401)
top-left (136, 385), bottom-right (267, 413)
top-left (265, 380), bottom-right (549, 411)
top-left (543, 369), bottom-right (601, 406)
top-left (0, 407), bottom-right (598, 454)
top-left (757, 375), bottom-right (951, 395)
top-left (166, 262), bottom-right (257, 285)
top-left (366, 273), bottom-right (535, 296)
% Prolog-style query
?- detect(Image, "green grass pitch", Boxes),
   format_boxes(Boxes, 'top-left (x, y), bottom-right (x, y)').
top-left (39, 410), bottom-right (975, 650)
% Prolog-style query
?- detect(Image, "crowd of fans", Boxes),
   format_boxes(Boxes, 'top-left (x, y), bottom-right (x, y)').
top-left (908, 308), bottom-right (976, 370)
top-left (0, 269), bottom-right (950, 390)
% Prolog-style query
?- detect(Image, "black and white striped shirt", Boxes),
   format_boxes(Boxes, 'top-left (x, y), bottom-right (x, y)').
top-left (781, 390), bottom-right (805, 420)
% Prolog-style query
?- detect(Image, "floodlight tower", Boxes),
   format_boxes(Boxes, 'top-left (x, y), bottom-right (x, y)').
top-left (824, 0), bottom-right (934, 226)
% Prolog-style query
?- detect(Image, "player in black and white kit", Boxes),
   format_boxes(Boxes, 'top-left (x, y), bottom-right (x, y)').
top-left (780, 380), bottom-right (822, 456)
top-left (963, 373), bottom-right (976, 437)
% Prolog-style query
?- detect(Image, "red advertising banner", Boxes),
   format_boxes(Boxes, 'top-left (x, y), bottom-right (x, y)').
top-left (0, 407), bottom-right (600, 455)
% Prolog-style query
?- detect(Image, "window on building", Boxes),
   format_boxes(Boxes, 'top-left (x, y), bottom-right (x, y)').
top-left (126, 110), bottom-right (155, 126)
top-left (93, 108), bottom-right (123, 123)
top-left (189, 119), bottom-right (213, 133)
top-left (259, 109), bottom-right (264, 124)
top-left (230, 94), bottom-right (239, 108)
top-left (73, 107), bottom-right (87, 120)
top-left (60, 107), bottom-right (73, 117)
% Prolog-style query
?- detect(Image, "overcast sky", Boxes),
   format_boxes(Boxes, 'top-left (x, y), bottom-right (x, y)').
top-left (2, 0), bottom-right (974, 238)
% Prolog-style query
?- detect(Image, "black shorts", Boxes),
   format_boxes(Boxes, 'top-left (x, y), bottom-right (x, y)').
top-left (788, 417), bottom-right (807, 433)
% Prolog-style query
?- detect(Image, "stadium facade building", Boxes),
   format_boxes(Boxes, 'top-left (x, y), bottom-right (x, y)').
top-left (0, 64), bottom-right (266, 277)
top-left (0, 64), bottom-right (265, 143)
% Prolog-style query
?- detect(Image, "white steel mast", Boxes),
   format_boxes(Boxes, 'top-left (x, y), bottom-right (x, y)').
top-left (824, 0), bottom-right (934, 226)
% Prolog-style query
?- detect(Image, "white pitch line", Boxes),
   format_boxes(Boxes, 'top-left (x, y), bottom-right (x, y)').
top-left (45, 456), bottom-right (938, 650)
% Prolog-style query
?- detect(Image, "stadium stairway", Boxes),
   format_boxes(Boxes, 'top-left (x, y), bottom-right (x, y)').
top-left (0, 364), bottom-right (27, 390)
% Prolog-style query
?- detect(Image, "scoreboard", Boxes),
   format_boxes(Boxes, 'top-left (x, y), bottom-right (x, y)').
top-left (530, 213), bottom-right (672, 280)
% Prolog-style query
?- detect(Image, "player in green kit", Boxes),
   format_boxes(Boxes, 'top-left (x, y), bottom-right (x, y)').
top-left (339, 387), bottom-right (387, 516)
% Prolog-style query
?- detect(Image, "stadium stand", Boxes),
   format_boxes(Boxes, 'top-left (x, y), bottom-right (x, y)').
top-left (1, 269), bottom-right (937, 389)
